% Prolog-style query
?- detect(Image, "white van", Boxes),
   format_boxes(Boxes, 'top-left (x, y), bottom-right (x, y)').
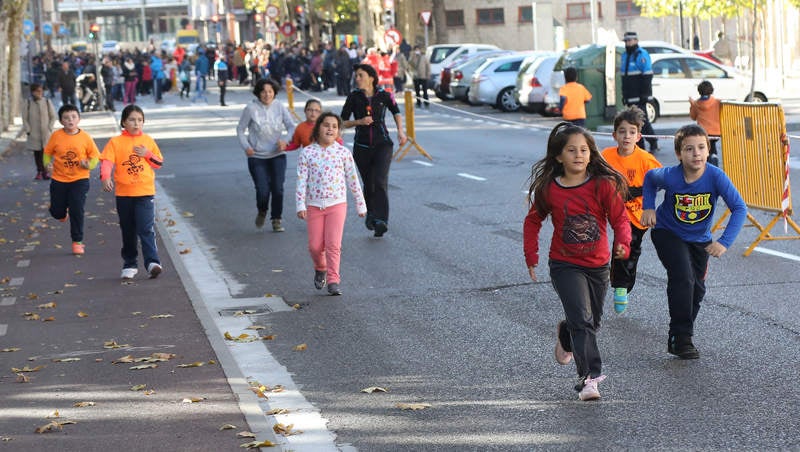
top-left (426, 43), bottom-right (501, 88)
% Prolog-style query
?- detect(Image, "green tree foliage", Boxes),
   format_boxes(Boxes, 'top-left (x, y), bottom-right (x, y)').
top-left (243, 0), bottom-right (269, 13)
top-left (634, 0), bottom-right (765, 19)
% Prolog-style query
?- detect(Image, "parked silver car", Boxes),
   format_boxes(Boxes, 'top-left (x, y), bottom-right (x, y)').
top-left (515, 52), bottom-right (559, 113)
top-left (469, 53), bottom-right (530, 112)
top-left (449, 51), bottom-right (512, 103)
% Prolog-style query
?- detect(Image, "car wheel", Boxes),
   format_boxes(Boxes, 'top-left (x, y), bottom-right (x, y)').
top-left (435, 89), bottom-right (449, 100)
top-left (645, 100), bottom-right (659, 123)
top-left (497, 87), bottom-right (520, 112)
top-left (745, 92), bottom-right (768, 102)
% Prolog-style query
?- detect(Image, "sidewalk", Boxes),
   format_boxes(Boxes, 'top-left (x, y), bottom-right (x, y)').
top-left (0, 112), bottom-right (268, 450)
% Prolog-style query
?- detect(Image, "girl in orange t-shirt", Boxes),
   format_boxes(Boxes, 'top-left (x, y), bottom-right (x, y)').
top-left (100, 104), bottom-right (164, 280)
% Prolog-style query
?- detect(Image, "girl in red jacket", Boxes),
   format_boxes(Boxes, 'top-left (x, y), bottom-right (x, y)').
top-left (523, 122), bottom-right (631, 401)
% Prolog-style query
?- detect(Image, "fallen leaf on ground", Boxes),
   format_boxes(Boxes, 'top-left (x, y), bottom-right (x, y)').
top-left (27, 293), bottom-right (39, 300)
top-left (261, 335), bottom-right (276, 340)
top-left (181, 396), bottom-right (206, 403)
top-left (104, 341), bottom-right (131, 349)
top-left (224, 331), bottom-right (258, 343)
top-left (150, 352), bottom-right (176, 360)
top-left (16, 373), bottom-right (30, 383)
top-left (41, 316), bottom-right (55, 322)
top-left (292, 304), bottom-right (301, 309)
top-left (131, 311), bottom-right (142, 315)
top-left (182, 211), bottom-right (194, 217)
top-left (143, 389), bottom-right (156, 395)
top-left (73, 401), bottom-right (95, 407)
top-left (292, 344), bottom-right (307, 351)
top-left (240, 440), bottom-right (277, 448)
top-left (46, 410), bottom-right (60, 418)
top-left (245, 325), bottom-right (266, 330)
top-left (112, 355), bottom-right (135, 363)
top-left (63, 283), bottom-right (76, 288)
top-left (361, 386), bottom-right (389, 393)
top-left (149, 314), bottom-right (174, 319)
top-left (129, 364), bottom-right (158, 370)
top-left (37, 302), bottom-right (56, 309)
top-left (51, 357), bottom-right (80, 363)
top-left (11, 365), bottom-right (45, 372)
top-left (23, 312), bottom-right (40, 321)
top-left (77, 311), bottom-right (89, 318)
top-left (273, 423), bottom-right (301, 436)
top-left (265, 408), bottom-right (289, 415)
top-left (177, 361), bottom-right (205, 368)
top-left (396, 402), bottom-right (431, 410)
top-left (179, 248), bottom-right (191, 254)
top-left (34, 420), bottom-right (75, 433)
top-left (236, 431), bottom-right (257, 439)
top-left (130, 384), bottom-right (147, 391)
top-left (0, 436), bottom-right (11, 442)
top-left (166, 219), bottom-right (176, 226)
top-left (219, 424), bottom-right (237, 430)
top-left (1, 347), bottom-right (21, 352)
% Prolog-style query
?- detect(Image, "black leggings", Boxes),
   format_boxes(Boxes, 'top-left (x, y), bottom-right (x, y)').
top-left (353, 141), bottom-right (393, 223)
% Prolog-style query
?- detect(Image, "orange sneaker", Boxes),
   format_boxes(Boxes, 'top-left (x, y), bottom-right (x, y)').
top-left (58, 212), bottom-right (69, 223)
top-left (72, 242), bottom-right (85, 255)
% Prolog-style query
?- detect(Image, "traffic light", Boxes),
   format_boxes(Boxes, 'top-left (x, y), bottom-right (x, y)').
top-left (211, 14), bottom-right (219, 23)
top-left (88, 23), bottom-right (100, 41)
top-left (295, 5), bottom-right (305, 26)
top-left (383, 9), bottom-right (394, 27)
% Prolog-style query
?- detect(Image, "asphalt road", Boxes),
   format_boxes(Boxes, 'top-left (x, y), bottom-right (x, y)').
top-left (5, 85), bottom-right (798, 451)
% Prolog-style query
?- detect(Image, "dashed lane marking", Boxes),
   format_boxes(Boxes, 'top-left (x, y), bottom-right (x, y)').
top-left (0, 325), bottom-right (7, 336)
top-left (753, 246), bottom-right (800, 262)
top-left (458, 173), bottom-right (487, 181)
top-left (17, 260), bottom-right (30, 268)
top-left (413, 160), bottom-right (434, 167)
top-left (9, 277), bottom-right (23, 286)
top-left (1, 298), bottom-right (15, 306)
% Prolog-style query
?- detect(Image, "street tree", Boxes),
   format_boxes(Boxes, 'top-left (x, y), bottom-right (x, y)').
top-left (431, 0), bottom-right (447, 44)
top-left (1, 0), bottom-right (28, 132)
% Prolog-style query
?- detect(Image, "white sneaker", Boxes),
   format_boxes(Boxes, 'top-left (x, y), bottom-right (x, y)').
top-left (147, 262), bottom-right (163, 279)
top-left (121, 268), bottom-right (138, 280)
top-left (578, 375), bottom-right (606, 401)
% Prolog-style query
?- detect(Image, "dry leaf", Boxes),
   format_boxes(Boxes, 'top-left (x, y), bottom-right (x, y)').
top-left (131, 311), bottom-right (142, 316)
top-left (179, 248), bottom-right (191, 254)
top-left (245, 325), bottom-right (266, 330)
top-left (182, 211), bottom-right (194, 217)
top-left (261, 335), bottom-right (276, 340)
top-left (130, 384), bottom-right (147, 391)
top-left (11, 365), bottom-right (45, 372)
top-left (181, 396), bottom-right (206, 403)
top-left (16, 373), bottom-right (30, 383)
top-left (37, 302), bottom-right (56, 309)
top-left (240, 440), bottom-right (277, 448)
top-left (51, 357), bottom-right (80, 363)
top-left (237, 431), bottom-right (257, 439)
top-left (112, 355), bottom-right (135, 363)
top-left (395, 402), bottom-right (431, 410)
top-left (77, 311), bottom-right (89, 318)
top-left (34, 420), bottom-right (75, 434)
top-left (272, 423), bottom-right (301, 436)
top-left (1, 347), bottom-right (21, 352)
top-left (73, 401), bottom-right (95, 407)
top-left (361, 386), bottom-right (389, 393)
top-left (292, 304), bottom-right (301, 309)
top-left (23, 312), bottom-right (40, 321)
top-left (46, 410), bottom-right (60, 418)
top-left (150, 352), bottom-right (176, 360)
top-left (292, 343), bottom-right (307, 351)
top-left (64, 283), bottom-right (76, 288)
top-left (149, 314), bottom-right (174, 319)
top-left (219, 424), bottom-right (237, 430)
top-left (104, 341), bottom-right (131, 349)
top-left (177, 361), bottom-right (205, 368)
top-left (27, 293), bottom-right (39, 300)
top-left (42, 316), bottom-right (55, 322)
top-left (129, 364), bottom-right (158, 370)
top-left (166, 219), bottom-right (176, 226)
top-left (265, 408), bottom-right (289, 415)
top-left (143, 389), bottom-right (156, 395)
top-left (0, 436), bottom-right (11, 442)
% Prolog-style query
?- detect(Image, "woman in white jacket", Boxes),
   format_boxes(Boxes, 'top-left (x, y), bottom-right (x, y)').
top-left (236, 78), bottom-right (296, 231)
top-left (296, 112), bottom-right (366, 296)
top-left (22, 83), bottom-right (57, 179)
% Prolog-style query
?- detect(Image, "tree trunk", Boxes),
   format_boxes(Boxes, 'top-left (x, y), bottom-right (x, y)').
top-left (2, 0), bottom-right (29, 131)
top-left (431, 0), bottom-right (447, 45)
top-left (0, 6), bottom-right (8, 131)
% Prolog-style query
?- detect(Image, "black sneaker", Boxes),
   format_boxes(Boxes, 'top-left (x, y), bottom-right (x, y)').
top-left (327, 283), bottom-right (342, 296)
top-left (373, 220), bottom-right (388, 237)
top-left (668, 335), bottom-right (700, 359)
top-left (365, 214), bottom-right (375, 231)
top-left (314, 270), bottom-right (326, 290)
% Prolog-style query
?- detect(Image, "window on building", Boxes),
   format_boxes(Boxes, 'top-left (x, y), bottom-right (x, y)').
top-left (476, 8), bottom-right (504, 25)
top-left (445, 10), bottom-right (465, 27)
top-left (519, 6), bottom-right (533, 23)
top-left (616, 0), bottom-right (641, 17)
top-left (566, 3), bottom-right (602, 20)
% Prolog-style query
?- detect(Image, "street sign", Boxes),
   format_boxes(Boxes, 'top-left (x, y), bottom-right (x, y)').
top-left (266, 21), bottom-right (279, 33)
top-left (23, 19), bottom-right (34, 36)
top-left (420, 10), bottom-right (432, 25)
top-left (60, 24), bottom-right (69, 36)
top-left (42, 23), bottom-right (53, 36)
top-left (384, 28), bottom-right (402, 46)
top-left (280, 22), bottom-right (295, 37)
top-left (266, 4), bottom-right (279, 19)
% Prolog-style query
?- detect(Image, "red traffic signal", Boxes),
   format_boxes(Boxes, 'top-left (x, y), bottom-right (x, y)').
top-left (89, 23), bottom-right (100, 33)
top-left (295, 5), bottom-right (304, 15)
top-left (211, 14), bottom-right (219, 23)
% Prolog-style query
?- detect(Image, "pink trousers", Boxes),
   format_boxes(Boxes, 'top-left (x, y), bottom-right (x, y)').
top-left (306, 203), bottom-right (347, 284)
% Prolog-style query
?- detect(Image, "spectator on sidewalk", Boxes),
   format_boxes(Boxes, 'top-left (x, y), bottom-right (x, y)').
top-left (57, 61), bottom-right (78, 110)
top-left (558, 67), bottom-right (592, 127)
top-left (193, 49), bottom-right (210, 103)
top-left (689, 80), bottom-right (722, 166)
top-left (334, 45), bottom-right (353, 96)
top-left (100, 57), bottom-right (115, 112)
top-left (22, 83), bottom-right (57, 180)
top-left (408, 45), bottom-right (430, 108)
top-left (621, 31), bottom-right (659, 152)
top-left (122, 57), bottom-right (138, 104)
top-left (214, 53), bottom-right (229, 107)
top-left (100, 104), bottom-right (164, 280)
top-left (43, 104), bottom-right (100, 256)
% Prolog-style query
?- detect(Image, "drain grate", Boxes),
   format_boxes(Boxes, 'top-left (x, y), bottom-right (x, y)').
top-left (218, 306), bottom-right (272, 317)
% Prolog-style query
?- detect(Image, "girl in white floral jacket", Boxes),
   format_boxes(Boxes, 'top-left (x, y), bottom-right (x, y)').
top-left (296, 112), bottom-right (366, 296)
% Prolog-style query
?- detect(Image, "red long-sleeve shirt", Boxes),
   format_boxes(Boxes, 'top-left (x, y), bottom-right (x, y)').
top-left (524, 177), bottom-right (631, 268)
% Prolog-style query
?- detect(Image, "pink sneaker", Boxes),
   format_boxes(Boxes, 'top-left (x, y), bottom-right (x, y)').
top-left (579, 375), bottom-right (607, 401)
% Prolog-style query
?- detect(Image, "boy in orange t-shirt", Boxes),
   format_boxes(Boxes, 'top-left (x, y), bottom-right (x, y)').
top-left (43, 104), bottom-right (100, 255)
top-left (689, 80), bottom-right (721, 166)
top-left (100, 104), bottom-right (164, 280)
top-left (601, 106), bottom-right (662, 313)
top-left (559, 67), bottom-right (592, 127)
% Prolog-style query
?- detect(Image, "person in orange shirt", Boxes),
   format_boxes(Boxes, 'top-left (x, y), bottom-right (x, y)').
top-left (100, 104), bottom-right (164, 280)
top-left (558, 67), bottom-right (592, 127)
top-left (286, 99), bottom-right (323, 151)
top-left (689, 80), bottom-right (721, 166)
top-left (601, 107), bottom-right (662, 313)
top-left (44, 104), bottom-right (100, 255)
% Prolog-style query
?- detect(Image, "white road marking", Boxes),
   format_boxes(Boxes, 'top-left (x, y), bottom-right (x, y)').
top-left (17, 260), bottom-right (30, 268)
top-left (413, 160), bottom-right (433, 167)
top-left (458, 173), bottom-right (487, 181)
top-left (0, 325), bottom-right (7, 336)
top-left (1, 297), bottom-right (15, 306)
top-left (154, 184), bottom-right (340, 451)
top-left (752, 246), bottom-right (800, 262)
top-left (9, 277), bottom-right (23, 286)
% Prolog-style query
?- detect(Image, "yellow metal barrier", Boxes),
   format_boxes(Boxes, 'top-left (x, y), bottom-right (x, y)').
top-left (284, 78), bottom-right (302, 121)
top-left (712, 102), bottom-right (800, 255)
top-left (394, 91), bottom-right (432, 161)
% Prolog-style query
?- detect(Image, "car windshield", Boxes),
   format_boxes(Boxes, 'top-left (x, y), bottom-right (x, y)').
top-left (685, 58), bottom-right (727, 79)
top-left (430, 46), bottom-right (458, 64)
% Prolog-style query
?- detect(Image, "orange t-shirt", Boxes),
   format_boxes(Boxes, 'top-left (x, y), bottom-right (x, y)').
top-left (44, 129), bottom-right (100, 183)
top-left (559, 82), bottom-right (592, 121)
top-left (289, 121), bottom-right (314, 149)
top-left (100, 133), bottom-right (162, 197)
top-left (689, 96), bottom-right (721, 136)
top-left (601, 145), bottom-right (662, 230)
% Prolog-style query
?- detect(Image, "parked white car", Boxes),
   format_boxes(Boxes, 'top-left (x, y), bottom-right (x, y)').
top-left (515, 52), bottom-right (559, 113)
top-left (426, 43), bottom-right (501, 89)
top-left (449, 51), bottom-right (512, 102)
top-left (469, 53), bottom-right (531, 112)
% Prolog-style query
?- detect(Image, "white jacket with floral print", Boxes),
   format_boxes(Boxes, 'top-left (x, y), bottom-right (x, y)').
top-left (296, 142), bottom-right (366, 214)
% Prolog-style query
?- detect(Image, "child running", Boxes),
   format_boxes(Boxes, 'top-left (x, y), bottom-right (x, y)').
top-left (286, 99), bottom-right (323, 151)
top-left (100, 104), bottom-right (164, 280)
top-left (641, 124), bottom-right (746, 359)
top-left (689, 81), bottom-right (722, 166)
top-left (601, 106), bottom-right (662, 313)
top-left (296, 112), bottom-right (366, 296)
top-left (524, 122), bottom-right (631, 401)
top-left (43, 104), bottom-right (100, 255)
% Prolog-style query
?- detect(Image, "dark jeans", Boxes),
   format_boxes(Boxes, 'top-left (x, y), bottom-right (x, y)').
top-left (549, 259), bottom-right (609, 379)
top-left (61, 91), bottom-right (78, 109)
top-left (33, 150), bottom-right (45, 172)
top-left (610, 224), bottom-right (647, 292)
top-left (104, 84), bottom-right (114, 110)
top-left (651, 228), bottom-right (710, 337)
top-left (116, 196), bottom-right (159, 270)
top-left (49, 178), bottom-right (89, 243)
top-left (247, 155), bottom-right (286, 219)
top-left (629, 101), bottom-right (658, 151)
top-left (353, 141), bottom-right (393, 223)
top-left (413, 78), bottom-right (429, 106)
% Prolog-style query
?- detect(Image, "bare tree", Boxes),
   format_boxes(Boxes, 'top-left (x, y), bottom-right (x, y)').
top-left (2, 0), bottom-right (28, 131)
top-left (431, 0), bottom-right (447, 44)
